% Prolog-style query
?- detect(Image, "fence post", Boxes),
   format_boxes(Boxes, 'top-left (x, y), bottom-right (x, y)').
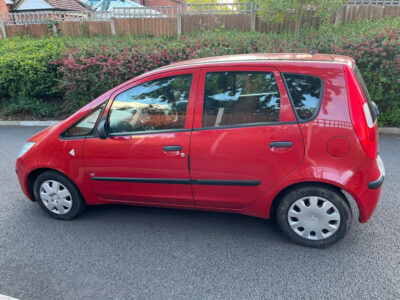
top-left (0, 22), bottom-right (6, 39)
top-left (250, 9), bottom-right (257, 31)
top-left (110, 17), bottom-right (116, 35)
top-left (52, 21), bottom-right (57, 35)
top-left (177, 13), bottom-right (182, 37)
top-left (334, 5), bottom-right (343, 27)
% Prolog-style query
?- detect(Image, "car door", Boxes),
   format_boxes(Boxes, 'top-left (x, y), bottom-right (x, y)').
top-left (83, 69), bottom-right (199, 205)
top-left (189, 66), bottom-right (304, 209)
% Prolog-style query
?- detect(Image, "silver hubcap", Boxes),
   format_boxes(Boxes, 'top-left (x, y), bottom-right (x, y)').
top-left (39, 180), bottom-right (73, 215)
top-left (288, 196), bottom-right (341, 240)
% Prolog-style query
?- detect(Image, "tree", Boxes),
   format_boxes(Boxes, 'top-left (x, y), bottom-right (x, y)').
top-left (185, 0), bottom-right (219, 3)
top-left (185, 0), bottom-right (252, 13)
top-left (185, 0), bottom-right (219, 11)
top-left (257, 0), bottom-right (345, 37)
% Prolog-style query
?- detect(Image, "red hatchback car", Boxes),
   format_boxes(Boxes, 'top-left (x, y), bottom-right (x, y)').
top-left (16, 53), bottom-right (385, 247)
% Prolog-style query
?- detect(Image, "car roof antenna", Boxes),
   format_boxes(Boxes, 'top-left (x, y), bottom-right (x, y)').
top-left (309, 39), bottom-right (321, 55)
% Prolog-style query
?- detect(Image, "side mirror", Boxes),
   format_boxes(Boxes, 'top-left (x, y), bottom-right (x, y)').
top-left (95, 115), bottom-right (109, 139)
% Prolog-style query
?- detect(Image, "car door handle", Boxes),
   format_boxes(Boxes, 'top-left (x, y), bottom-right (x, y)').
top-left (269, 141), bottom-right (293, 148)
top-left (163, 145), bottom-right (182, 151)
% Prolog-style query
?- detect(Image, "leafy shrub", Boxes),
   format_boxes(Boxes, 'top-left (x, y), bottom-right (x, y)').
top-left (54, 18), bottom-right (400, 125)
top-left (0, 97), bottom-right (59, 119)
top-left (0, 36), bottom-right (64, 100)
top-left (337, 35), bottom-right (400, 126)
top-left (0, 18), bottom-right (399, 126)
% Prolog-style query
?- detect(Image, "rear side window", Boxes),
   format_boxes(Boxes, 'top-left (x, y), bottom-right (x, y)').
top-left (203, 71), bottom-right (281, 128)
top-left (353, 67), bottom-right (377, 123)
top-left (283, 74), bottom-right (323, 121)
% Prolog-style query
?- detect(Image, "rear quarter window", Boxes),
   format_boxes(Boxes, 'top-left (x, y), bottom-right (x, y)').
top-left (283, 73), bottom-right (323, 121)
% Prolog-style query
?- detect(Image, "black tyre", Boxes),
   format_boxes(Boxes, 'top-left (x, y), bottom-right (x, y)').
top-left (276, 185), bottom-right (352, 248)
top-left (33, 171), bottom-right (86, 220)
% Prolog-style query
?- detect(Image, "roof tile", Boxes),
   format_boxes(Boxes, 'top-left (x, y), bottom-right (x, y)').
top-left (45, 0), bottom-right (88, 11)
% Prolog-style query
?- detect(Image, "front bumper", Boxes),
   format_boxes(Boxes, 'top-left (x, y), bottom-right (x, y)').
top-left (16, 158), bottom-right (34, 201)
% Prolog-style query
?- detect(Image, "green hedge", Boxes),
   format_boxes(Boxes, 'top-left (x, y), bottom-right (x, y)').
top-left (0, 36), bottom-right (63, 99)
top-left (0, 18), bottom-right (399, 126)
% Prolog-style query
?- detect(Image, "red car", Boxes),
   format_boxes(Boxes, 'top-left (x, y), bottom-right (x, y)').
top-left (16, 53), bottom-right (385, 247)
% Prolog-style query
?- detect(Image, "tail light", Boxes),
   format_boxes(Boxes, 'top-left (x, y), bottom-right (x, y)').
top-left (344, 65), bottom-right (378, 160)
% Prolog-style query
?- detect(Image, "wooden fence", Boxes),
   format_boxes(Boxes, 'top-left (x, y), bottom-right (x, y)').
top-left (182, 14), bottom-right (252, 33)
top-left (1, 4), bottom-right (400, 39)
top-left (339, 4), bottom-right (400, 22)
top-left (256, 9), bottom-right (321, 33)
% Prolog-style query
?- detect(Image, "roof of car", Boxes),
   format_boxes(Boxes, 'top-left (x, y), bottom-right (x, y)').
top-left (157, 53), bottom-right (355, 70)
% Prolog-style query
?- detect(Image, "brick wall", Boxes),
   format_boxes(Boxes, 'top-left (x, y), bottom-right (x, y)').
top-left (141, 0), bottom-right (184, 7)
top-left (0, 0), bottom-right (9, 14)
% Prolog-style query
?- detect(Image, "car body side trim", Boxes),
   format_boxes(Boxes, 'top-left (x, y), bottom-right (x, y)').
top-left (191, 179), bottom-right (261, 186)
top-left (92, 177), bottom-right (191, 184)
top-left (92, 177), bottom-right (261, 186)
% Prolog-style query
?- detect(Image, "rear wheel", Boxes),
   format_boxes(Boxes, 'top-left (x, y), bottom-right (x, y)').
top-left (33, 171), bottom-right (86, 220)
top-left (276, 185), bottom-right (352, 247)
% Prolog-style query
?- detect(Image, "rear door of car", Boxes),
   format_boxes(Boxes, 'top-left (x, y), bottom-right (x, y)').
top-left (189, 66), bottom-right (305, 209)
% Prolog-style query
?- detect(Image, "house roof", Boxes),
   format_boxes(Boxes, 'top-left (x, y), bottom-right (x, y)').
top-left (13, 0), bottom-right (89, 11)
top-left (84, 0), bottom-right (160, 13)
top-left (46, 0), bottom-right (89, 11)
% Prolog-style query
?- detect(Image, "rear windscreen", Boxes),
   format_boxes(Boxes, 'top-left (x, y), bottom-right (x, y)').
top-left (353, 67), bottom-right (377, 123)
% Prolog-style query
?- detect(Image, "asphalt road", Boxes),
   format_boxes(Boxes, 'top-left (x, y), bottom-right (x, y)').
top-left (0, 126), bottom-right (399, 299)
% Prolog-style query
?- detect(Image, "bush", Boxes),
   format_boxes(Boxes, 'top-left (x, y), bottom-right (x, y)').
top-left (0, 17), bottom-right (399, 126)
top-left (0, 97), bottom-right (59, 119)
top-left (0, 36), bottom-right (64, 100)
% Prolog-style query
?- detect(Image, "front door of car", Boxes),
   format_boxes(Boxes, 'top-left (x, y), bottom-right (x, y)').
top-left (189, 67), bottom-right (305, 209)
top-left (83, 69), bottom-right (199, 205)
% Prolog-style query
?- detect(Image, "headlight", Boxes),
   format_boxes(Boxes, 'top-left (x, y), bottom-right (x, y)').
top-left (18, 142), bottom-right (35, 158)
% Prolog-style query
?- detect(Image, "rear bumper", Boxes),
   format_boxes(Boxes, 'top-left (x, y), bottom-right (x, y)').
top-left (357, 155), bottom-right (385, 223)
top-left (368, 155), bottom-right (385, 190)
top-left (368, 174), bottom-right (384, 189)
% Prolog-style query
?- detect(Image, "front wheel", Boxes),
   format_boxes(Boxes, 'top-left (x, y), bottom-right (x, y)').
top-left (276, 185), bottom-right (352, 248)
top-left (33, 171), bottom-right (86, 220)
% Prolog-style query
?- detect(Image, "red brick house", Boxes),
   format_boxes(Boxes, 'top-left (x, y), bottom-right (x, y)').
top-left (1, 0), bottom-right (14, 14)
top-left (138, 0), bottom-right (185, 8)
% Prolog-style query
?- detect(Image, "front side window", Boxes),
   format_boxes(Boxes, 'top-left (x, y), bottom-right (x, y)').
top-left (109, 74), bottom-right (193, 134)
top-left (283, 74), bottom-right (323, 121)
top-left (203, 71), bottom-right (281, 128)
top-left (63, 105), bottom-right (104, 138)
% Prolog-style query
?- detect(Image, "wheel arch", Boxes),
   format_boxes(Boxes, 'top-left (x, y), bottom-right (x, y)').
top-left (27, 168), bottom-right (85, 203)
top-left (269, 181), bottom-right (357, 220)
